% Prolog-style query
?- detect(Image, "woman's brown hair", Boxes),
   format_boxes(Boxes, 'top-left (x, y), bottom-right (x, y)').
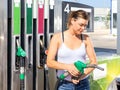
top-left (67, 10), bottom-right (89, 28)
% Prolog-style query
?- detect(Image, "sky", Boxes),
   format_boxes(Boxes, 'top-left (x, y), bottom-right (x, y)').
top-left (64, 0), bottom-right (111, 8)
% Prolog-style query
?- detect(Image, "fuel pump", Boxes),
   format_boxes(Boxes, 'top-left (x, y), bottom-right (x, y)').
top-left (11, 0), bottom-right (21, 90)
top-left (38, 40), bottom-right (50, 90)
top-left (36, 0), bottom-right (50, 90)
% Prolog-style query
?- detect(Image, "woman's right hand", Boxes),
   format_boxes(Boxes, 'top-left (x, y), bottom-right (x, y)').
top-left (67, 64), bottom-right (80, 77)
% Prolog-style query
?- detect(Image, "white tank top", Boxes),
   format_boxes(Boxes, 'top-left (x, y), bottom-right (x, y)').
top-left (57, 34), bottom-right (87, 80)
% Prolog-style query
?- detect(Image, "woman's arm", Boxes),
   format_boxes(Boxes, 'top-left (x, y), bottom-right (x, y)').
top-left (83, 34), bottom-right (97, 76)
top-left (46, 33), bottom-right (79, 76)
top-left (71, 35), bottom-right (97, 83)
top-left (46, 33), bottom-right (68, 70)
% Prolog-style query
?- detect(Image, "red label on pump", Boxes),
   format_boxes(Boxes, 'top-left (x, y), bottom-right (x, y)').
top-left (38, 5), bottom-right (44, 34)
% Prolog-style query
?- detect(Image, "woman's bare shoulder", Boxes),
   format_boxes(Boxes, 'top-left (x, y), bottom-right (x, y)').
top-left (50, 32), bottom-right (62, 43)
top-left (53, 32), bottom-right (61, 36)
top-left (52, 32), bottom-right (62, 39)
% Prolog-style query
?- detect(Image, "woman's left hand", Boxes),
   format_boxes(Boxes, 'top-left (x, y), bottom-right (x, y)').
top-left (71, 79), bottom-right (80, 84)
top-left (71, 73), bottom-right (87, 84)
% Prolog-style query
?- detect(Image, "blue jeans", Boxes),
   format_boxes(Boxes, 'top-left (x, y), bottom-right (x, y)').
top-left (57, 77), bottom-right (90, 90)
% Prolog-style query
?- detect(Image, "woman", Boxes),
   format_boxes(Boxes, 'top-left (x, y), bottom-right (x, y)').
top-left (46, 10), bottom-right (97, 90)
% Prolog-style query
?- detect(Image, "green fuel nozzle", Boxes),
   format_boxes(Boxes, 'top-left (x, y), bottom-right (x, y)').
top-left (16, 46), bottom-right (26, 57)
top-left (59, 61), bottom-right (86, 80)
top-left (16, 39), bottom-right (26, 57)
top-left (74, 61), bottom-right (87, 74)
top-left (59, 60), bottom-right (104, 80)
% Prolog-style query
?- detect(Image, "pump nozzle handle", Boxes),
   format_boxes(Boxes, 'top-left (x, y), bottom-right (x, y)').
top-left (87, 64), bottom-right (104, 71)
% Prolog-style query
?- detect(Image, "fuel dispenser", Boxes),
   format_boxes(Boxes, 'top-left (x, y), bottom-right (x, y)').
top-left (11, 0), bottom-right (21, 90)
top-left (48, 1), bottom-right (58, 90)
top-left (10, 0), bottom-right (32, 90)
top-left (25, 0), bottom-right (33, 68)
top-left (36, 0), bottom-right (45, 90)
top-left (25, 0), bottom-right (33, 90)
top-left (36, 0), bottom-right (54, 90)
